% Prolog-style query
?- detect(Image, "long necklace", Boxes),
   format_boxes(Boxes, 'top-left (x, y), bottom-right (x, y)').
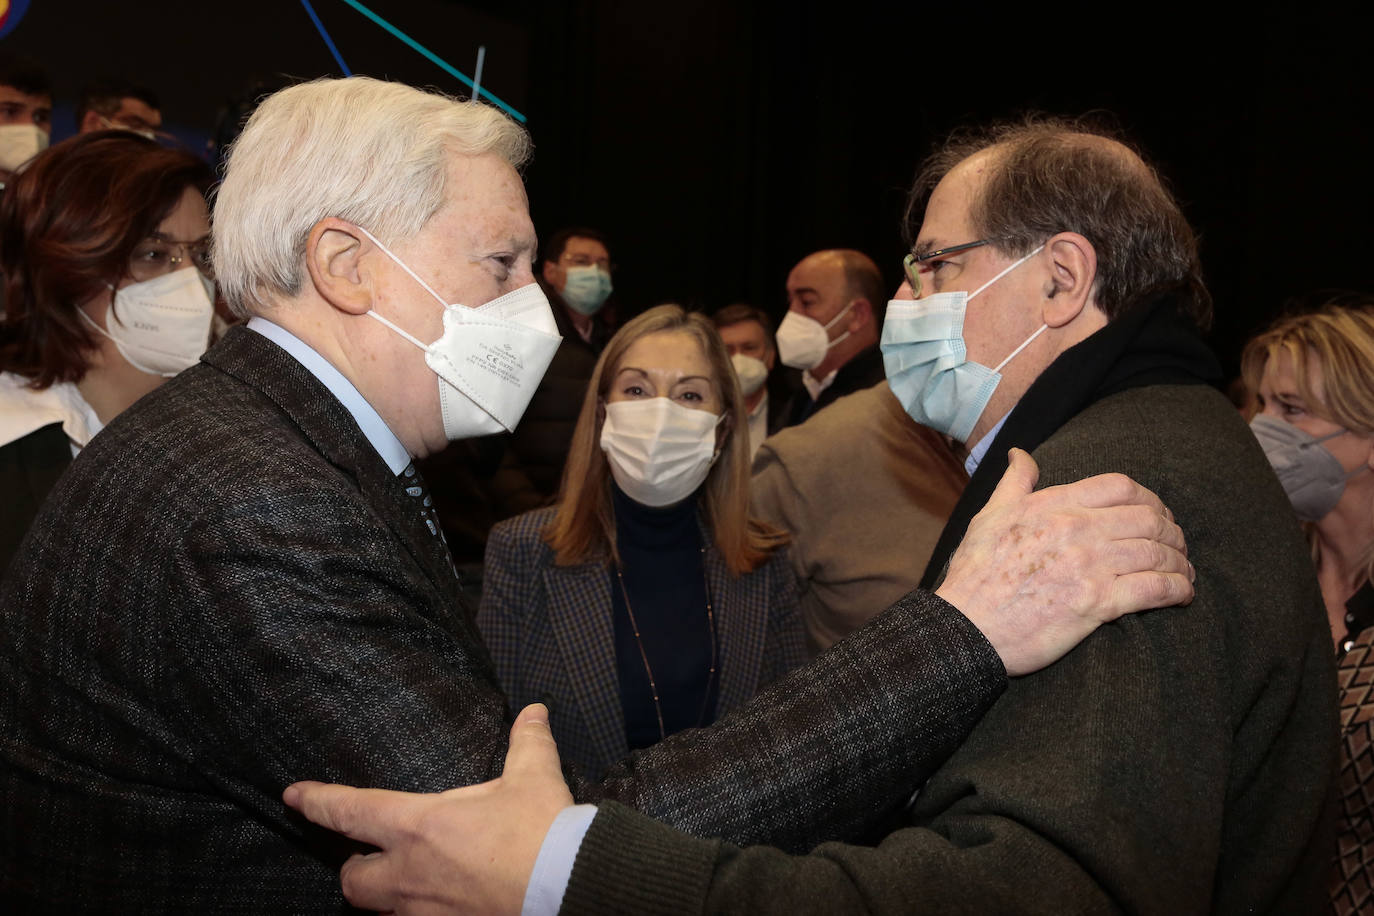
top-left (614, 547), bottom-right (718, 741)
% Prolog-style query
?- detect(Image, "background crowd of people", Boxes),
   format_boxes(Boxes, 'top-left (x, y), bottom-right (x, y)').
top-left (0, 15), bottom-right (1371, 914)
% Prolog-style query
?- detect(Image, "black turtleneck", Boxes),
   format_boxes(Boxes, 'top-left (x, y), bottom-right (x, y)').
top-left (609, 482), bottom-right (719, 751)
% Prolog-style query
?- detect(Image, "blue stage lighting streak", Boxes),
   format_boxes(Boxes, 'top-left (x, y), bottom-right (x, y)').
top-left (300, 0), bottom-right (353, 76)
top-left (339, 0), bottom-right (527, 124)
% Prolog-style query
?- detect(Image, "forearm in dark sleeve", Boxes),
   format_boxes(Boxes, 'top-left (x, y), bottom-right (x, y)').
top-left (579, 589), bottom-right (1006, 853)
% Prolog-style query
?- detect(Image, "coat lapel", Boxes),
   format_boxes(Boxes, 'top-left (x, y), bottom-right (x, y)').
top-left (201, 327), bottom-right (484, 661)
top-left (705, 534), bottom-right (767, 716)
top-left (544, 561), bottom-right (627, 767)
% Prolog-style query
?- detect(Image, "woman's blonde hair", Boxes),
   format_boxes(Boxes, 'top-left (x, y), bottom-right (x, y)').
top-left (542, 304), bottom-right (786, 575)
top-left (1241, 295), bottom-right (1374, 583)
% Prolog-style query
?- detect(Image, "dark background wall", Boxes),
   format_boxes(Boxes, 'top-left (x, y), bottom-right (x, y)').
top-left (5, 0), bottom-right (1370, 376)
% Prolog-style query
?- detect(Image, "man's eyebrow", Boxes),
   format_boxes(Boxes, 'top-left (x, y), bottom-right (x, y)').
top-left (912, 238), bottom-right (944, 258)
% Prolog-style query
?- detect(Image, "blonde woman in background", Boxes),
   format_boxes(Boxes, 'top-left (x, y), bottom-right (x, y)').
top-left (478, 304), bottom-right (805, 779)
top-left (1243, 295), bottom-right (1374, 914)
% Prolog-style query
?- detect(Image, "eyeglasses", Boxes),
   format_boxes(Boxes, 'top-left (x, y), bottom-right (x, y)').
top-left (128, 236), bottom-right (214, 282)
top-left (99, 116), bottom-right (159, 141)
top-left (901, 239), bottom-right (991, 298)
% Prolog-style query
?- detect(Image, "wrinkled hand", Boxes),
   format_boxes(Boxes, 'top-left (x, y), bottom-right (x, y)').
top-left (283, 704), bottom-right (573, 915)
top-left (937, 448), bottom-right (1194, 677)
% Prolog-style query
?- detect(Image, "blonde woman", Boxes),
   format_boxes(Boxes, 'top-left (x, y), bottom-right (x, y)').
top-left (478, 304), bottom-right (804, 778)
top-left (1243, 296), bottom-right (1374, 914)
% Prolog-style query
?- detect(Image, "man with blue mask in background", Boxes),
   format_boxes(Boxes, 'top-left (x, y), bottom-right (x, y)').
top-left (541, 226), bottom-right (615, 347)
top-left (285, 116), bottom-right (1338, 915)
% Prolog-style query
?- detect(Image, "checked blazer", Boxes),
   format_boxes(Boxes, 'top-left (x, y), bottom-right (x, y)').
top-left (2, 326), bottom-right (1012, 911)
top-left (0, 326), bottom-right (513, 911)
top-left (478, 506), bottom-right (808, 778)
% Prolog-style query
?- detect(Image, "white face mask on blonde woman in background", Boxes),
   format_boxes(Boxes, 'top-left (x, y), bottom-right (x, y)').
top-left (600, 398), bottom-right (721, 507)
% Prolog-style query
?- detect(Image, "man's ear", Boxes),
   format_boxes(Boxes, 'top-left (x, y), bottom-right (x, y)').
top-left (541, 259), bottom-right (560, 288)
top-left (847, 298), bottom-right (872, 331)
top-left (1041, 232), bottom-right (1098, 328)
top-left (305, 218), bottom-right (373, 315)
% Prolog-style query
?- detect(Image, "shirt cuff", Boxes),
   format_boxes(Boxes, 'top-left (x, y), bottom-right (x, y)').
top-left (520, 804), bottom-right (598, 916)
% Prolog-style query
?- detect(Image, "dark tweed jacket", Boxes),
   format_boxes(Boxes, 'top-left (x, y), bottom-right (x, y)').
top-left (478, 506), bottom-right (807, 778)
top-left (777, 343), bottom-right (887, 429)
top-left (562, 383), bottom-right (1339, 915)
top-left (1, 422), bottom-right (71, 575)
top-left (0, 326), bottom-right (1009, 912)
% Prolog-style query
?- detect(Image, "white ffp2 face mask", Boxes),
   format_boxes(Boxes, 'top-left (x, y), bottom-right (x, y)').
top-left (358, 227), bottom-right (563, 440)
top-left (600, 398), bottom-right (721, 507)
top-left (0, 124), bottom-right (48, 173)
top-left (730, 353), bottom-right (768, 397)
top-left (775, 302), bottom-right (853, 371)
top-left (79, 268), bottom-right (216, 377)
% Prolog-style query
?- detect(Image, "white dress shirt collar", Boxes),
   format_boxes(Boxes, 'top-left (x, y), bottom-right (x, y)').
top-left (964, 411), bottom-right (1010, 478)
top-left (247, 318), bottom-right (411, 475)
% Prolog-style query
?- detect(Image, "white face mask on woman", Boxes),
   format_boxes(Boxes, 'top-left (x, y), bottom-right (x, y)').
top-left (79, 268), bottom-right (216, 377)
top-left (600, 398), bottom-right (721, 507)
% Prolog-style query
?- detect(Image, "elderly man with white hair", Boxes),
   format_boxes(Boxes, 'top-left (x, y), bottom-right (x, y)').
top-left (0, 79), bottom-right (1197, 911)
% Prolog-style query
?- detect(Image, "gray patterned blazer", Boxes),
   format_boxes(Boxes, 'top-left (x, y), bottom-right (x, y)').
top-left (478, 507), bottom-right (808, 778)
top-left (1, 327), bottom-right (1009, 911)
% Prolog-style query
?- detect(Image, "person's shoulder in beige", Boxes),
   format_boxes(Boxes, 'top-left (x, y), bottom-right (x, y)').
top-left (752, 380), bottom-right (965, 652)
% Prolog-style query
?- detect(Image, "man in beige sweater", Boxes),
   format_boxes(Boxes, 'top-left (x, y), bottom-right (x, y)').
top-left (751, 381), bottom-right (966, 653)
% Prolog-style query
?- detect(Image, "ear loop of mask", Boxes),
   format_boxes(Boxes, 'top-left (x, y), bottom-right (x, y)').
top-left (353, 225), bottom-right (450, 349)
top-left (967, 244), bottom-right (1048, 374)
top-left (1300, 429), bottom-right (1372, 482)
top-left (822, 301), bottom-right (855, 349)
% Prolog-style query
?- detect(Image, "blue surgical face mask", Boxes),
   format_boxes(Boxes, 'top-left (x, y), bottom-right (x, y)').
top-left (561, 265), bottom-right (613, 316)
top-left (880, 245), bottom-right (1044, 443)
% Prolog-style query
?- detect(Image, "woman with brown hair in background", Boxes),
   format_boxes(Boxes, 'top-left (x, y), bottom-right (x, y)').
top-left (0, 131), bottom-right (214, 568)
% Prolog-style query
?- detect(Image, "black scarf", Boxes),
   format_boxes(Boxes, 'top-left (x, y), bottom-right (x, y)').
top-left (918, 294), bottom-right (1223, 589)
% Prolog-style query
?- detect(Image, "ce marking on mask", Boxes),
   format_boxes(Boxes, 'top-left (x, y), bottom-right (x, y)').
top-left (467, 341), bottom-right (526, 387)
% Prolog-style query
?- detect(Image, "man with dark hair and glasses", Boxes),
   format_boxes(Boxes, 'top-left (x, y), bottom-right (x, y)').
top-left (76, 77), bottom-right (162, 138)
top-left (287, 116), bottom-right (1336, 915)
